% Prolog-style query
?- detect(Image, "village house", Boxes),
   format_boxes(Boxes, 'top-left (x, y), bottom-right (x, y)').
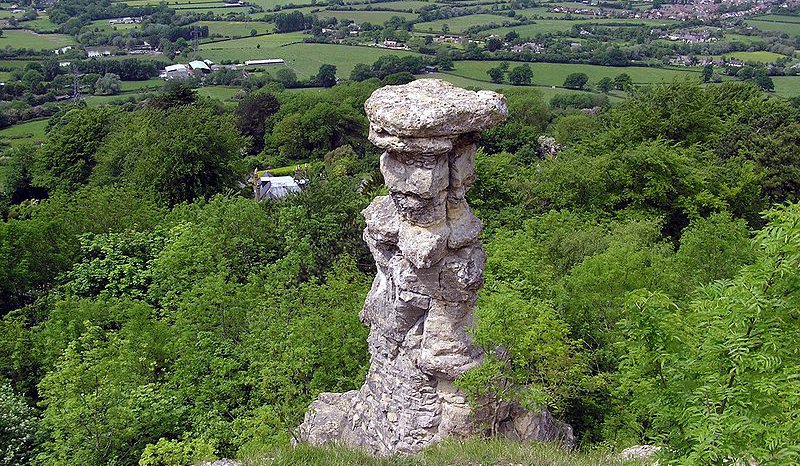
top-left (511, 42), bottom-right (544, 53)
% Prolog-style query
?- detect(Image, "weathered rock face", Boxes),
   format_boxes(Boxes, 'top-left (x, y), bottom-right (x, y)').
top-left (297, 79), bottom-right (574, 455)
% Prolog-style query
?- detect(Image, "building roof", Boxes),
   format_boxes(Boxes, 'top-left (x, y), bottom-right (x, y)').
top-left (189, 60), bottom-right (211, 71)
top-left (244, 59), bottom-right (285, 66)
top-left (258, 175), bottom-right (302, 200)
top-left (165, 64), bottom-right (187, 72)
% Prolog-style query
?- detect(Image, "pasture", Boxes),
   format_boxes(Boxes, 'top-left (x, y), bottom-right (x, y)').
top-left (0, 119), bottom-right (49, 148)
top-left (197, 20), bottom-right (275, 37)
top-left (272, 42), bottom-right (423, 78)
top-left (484, 18), bottom-right (677, 36)
top-left (87, 19), bottom-right (141, 32)
top-left (19, 16), bottom-right (60, 33)
top-left (772, 76), bottom-right (800, 98)
top-left (414, 14), bottom-right (519, 33)
top-left (0, 29), bottom-right (74, 50)
top-left (747, 19), bottom-right (800, 36)
top-left (314, 9), bottom-right (417, 23)
top-left (351, 1), bottom-right (435, 11)
top-left (247, 0), bottom-right (317, 10)
top-left (723, 51), bottom-right (787, 63)
top-left (198, 31), bottom-right (306, 62)
top-left (446, 60), bottom-right (701, 88)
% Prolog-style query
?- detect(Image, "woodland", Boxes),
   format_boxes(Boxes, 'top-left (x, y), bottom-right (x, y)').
top-left (1, 80), bottom-right (800, 465)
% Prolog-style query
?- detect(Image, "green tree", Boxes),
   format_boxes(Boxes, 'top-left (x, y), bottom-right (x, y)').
top-left (268, 101), bottom-right (367, 161)
top-left (93, 106), bottom-right (245, 205)
top-left (615, 202), bottom-right (800, 463)
top-left (487, 66), bottom-right (505, 84)
top-left (32, 107), bottom-right (121, 192)
top-left (702, 64), bottom-right (713, 83)
top-left (563, 72), bottom-right (589, 89)
top-left (275, 68), bottom-right (298, 88)
top-left (0, 381), bottom-right (39, 466)
top-left (234, 92), bottom-right (280, 154)
top-left (597, 76), bottom-right (614, 93)
top-left (507, 64), bottom-right (532, 86)
top-left (613, 72), bottom-right (632, 90)
top-left (38, 319), bottom-right (179, 466)
top-left (93, 73), bottom-right (121, 96)
top-left (314, 64), bottom-right (337, 88)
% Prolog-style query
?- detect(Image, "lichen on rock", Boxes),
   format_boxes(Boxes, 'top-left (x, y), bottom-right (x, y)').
top-left (297, 79), bottom-right (574, 455)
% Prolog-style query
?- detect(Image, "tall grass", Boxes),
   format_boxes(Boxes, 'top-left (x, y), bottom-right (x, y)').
top-left (243, 438), bottom-right (647, 466)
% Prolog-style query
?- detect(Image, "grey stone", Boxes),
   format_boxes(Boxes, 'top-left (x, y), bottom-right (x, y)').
top-left (618, 445), bottom-right (662, 462)
top-left (298, 79), bottom-right (572, 456)
top-left (364, 79), bottom-right (508, 138)
top-left (380, 151), bottom-right (449, 199)
top-left (369, 126), bottom-right (454, 155)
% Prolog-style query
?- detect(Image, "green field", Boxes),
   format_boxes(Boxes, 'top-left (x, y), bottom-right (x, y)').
top-left (19, 16), bottom-right (60, 33)
top-left (0, 119), bottom-right (49, 147)
top-left (119, 79), bottom-right (164, 91)
top-left (722, 33), bottom-right (766, 45)
top-left (0, 29), bottom-right (75, 50)
top-left (247, 0), bottom-right (317, 10)
top-left (274, 42), bottom-right (422, 78)
top-left (772, 76), bottom-right (800, 97)
top-left (427, 71), bottom-right (624, 102)
top-left (197, 85), bottom-right (242, 101)
top-left (351, 0), bottom-right (435, 11)
top-left (314, 9), bottom-right (417, 23)
top-left (198, 31), bottom-right (307, 62)
top-left (723, 51), bottom-right (787, 63)
top-left (173, 6), bottom-right (252, 14)
top-left (415, 13), bottom-right (519, 33)
top-left (747, 19), bottom-right (800, 36)
top-left (751, 14), bottom-right (800, 23)
top-left (87, 19), bottom-right (141, 32)
top-left (197, 20), bottom-right (275, 37)
top-left (484, 18), bottom-right (677, 36)
top-left (446, 60), bottom-right (700, 88)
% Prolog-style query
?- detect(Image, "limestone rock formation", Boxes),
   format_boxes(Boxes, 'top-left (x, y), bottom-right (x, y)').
top-left (297, 79), bottom-right (574, 455)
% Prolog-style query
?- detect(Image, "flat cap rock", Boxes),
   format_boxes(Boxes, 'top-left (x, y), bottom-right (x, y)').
top-left (364, 79), bottom-right (507, 138)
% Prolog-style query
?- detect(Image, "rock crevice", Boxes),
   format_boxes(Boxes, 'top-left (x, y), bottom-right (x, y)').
top-left (297, 79), bottom-right (573, 455)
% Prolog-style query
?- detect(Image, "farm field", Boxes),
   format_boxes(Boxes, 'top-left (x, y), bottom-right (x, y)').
top-left (746, 19), bottom-right (800, 36)
top-left (722, 33), bottom-right (767, 44)
top-left (351, 0), bottom-right (435, 11)
top-left (0, 29), bottom-right (75, 50)
top-left (272, 43), bottom-right (423, 77)
top-left (197, 85), bottom-right (242, 102)
top-left (88, 19), bottom-right (141, 32)
top-left (484, 18), bottom-right (678, 36)
top-left (0, 119), bottom-right (49, 148)
top-left (197, 20), bottom-right (275, 37)
top-left (427, 71), bottom-right (625, 102)
top-left (173, 6), bottom-right (252, 14)
top-left (723, 51), bottom-right (787, 63)
top-left (119, 79), bottom-right (165, 91)
top-left (247, 0), bottom-right (316, 9)
top-left (198, 31), bottom-right (307, 61)
top-left (750, 14), bottom-right (800, 23)
top-left (446, 60), bottom-right (701, 88)
top-left (314, 9), bottom-right (417, 23)
top-left (19, 16), bottom-right (60, 33)
top-left (414, 14), bottom-right (519, 33)
top-left (772, 76), bottom-right (800, 97)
